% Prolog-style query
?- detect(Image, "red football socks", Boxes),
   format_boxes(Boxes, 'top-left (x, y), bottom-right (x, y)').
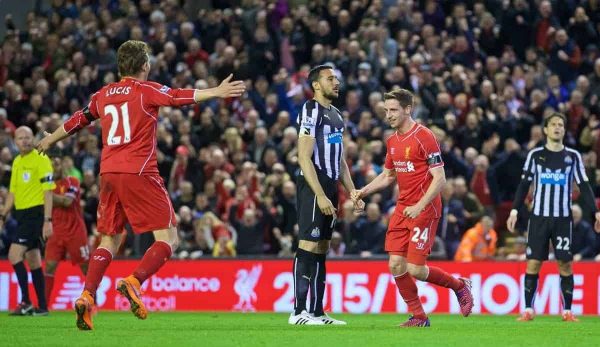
top-left (133, 241), bottom-right (172, 284)
top-left (426, 266), bottom-right (463, 291)
top-left (44, 274), bottom-right (54, 303)
top-left (84, 247), bottom-right (113, 298)
top-left (394, 272), bottom-right (426, 319)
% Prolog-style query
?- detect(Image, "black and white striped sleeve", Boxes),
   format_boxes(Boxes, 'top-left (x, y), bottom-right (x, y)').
top-left (521, 149), bottom-right (537, 181)
top-left (512, 148), bottom-right (537, 211)
top-left (572, 149), bottom-right (588, 184)
top-left (298, 101), bottom-right (318, 138)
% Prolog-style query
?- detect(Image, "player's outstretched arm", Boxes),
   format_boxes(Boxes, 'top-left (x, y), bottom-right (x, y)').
top-left (352, 169), bottom-right (396, 202)
top-left (37, 127), bottom-right (70, 154)
top-left (38, 94), bottom-right (100, 154)
top-left (193, 74), bottom-right (246, 102)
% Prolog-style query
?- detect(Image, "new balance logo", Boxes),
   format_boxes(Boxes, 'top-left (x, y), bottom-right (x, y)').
top-left (52, 276), bottom-right (111, 310)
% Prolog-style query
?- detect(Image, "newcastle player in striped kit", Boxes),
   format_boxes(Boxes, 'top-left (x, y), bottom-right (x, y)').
top-left (288, 65), bottom-right (364, 325)
top-left (507, 113), bottom-right (600, 322)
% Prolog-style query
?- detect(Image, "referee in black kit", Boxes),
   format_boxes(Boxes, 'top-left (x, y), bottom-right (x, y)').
top-left (0, 126), bottom-right (55, 316)
top-left (507, 113), bottom-right (600, 322)
top-left (288, 65), bottom-right (364, 325)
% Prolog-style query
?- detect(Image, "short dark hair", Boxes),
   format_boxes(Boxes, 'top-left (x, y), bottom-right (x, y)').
top-left (383, 89), bottom-right (414, 108)
top-left (117, 40), bottom-right (151, 77)
top-left (308, 65), bottom-right (333, 91)
top-left (543, 112), bottom-right (567, 128)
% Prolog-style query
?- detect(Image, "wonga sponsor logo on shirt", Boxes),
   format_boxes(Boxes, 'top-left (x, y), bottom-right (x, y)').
top-left (540, 172), bottom-right (566, 185)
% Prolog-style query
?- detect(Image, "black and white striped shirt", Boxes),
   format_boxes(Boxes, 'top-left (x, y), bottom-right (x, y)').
top-left (521, 146), bottom-right (588, 217)
top-left (298, 100), bottom-right (345, 180)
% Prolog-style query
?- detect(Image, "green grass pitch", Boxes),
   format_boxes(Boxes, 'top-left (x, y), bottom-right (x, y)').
top-left (2, 312), bottom-right (599, 347)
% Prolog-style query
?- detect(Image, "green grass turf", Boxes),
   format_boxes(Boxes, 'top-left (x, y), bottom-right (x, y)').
top-left (1, 312), bottom-right (599, 347)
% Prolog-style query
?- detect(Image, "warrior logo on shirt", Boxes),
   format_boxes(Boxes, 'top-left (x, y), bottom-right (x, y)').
top-left (405, 146), bottom-right (411, 159)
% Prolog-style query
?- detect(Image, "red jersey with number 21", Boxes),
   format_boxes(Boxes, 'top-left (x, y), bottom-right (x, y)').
top-left (63, 77), bottom-right (197, 174)
top-left (384, 123), bottom-right (444, 218)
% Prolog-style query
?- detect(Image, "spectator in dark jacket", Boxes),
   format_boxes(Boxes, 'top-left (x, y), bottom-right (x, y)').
top-left (568, 7), bottom-right (598, 52)
top-left (351, 203), bottom-right (386, 257)
top-left (549, 29), bottom-right (581, 84)
top-left (229, 205), bottom-right (266, 255)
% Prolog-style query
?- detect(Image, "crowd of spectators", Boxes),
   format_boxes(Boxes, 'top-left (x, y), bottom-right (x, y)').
top-left (1, 0), bottom-right (600, 261)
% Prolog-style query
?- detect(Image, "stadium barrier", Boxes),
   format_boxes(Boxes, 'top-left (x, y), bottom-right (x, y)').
top-left (1, 260), bottom-right (598, 314)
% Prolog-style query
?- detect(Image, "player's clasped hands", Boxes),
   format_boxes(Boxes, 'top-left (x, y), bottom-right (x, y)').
top-left (349, 189), bottom-right (366, 216)
top-left (350, 189), bottom-right (362, 202)
top-left (353, 199), bottom-right (365, 216)
top-left (217, 74), bottom-right (246, 98)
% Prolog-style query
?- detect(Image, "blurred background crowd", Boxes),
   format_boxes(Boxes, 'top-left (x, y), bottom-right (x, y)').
top-left (1, 0), bottom-right (600, 261)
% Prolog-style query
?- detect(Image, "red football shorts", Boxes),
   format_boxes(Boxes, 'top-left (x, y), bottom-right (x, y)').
top-left (97, 173), bottom-right (176, 235)
top-left (45, 231), bottom-right (89, 265)
top-left (385, 211), bottom-right (440, 265)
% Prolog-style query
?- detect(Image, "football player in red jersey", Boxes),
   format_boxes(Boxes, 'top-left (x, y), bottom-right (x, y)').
top-left (38, 40), bottom-right (245, 330)
top-left (351, 89), bottom-right (473, 327)
top-left (44, 154), bottom-right (90, 306)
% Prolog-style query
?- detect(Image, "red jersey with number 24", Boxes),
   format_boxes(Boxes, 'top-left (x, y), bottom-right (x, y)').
top-left (63, 77), bottom-right (197, 174)
top-left (384, 123), bottom-right (444, 218)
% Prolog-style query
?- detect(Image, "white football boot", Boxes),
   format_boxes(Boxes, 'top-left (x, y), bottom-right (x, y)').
top-left (288, 310), bottom-right (325, 325)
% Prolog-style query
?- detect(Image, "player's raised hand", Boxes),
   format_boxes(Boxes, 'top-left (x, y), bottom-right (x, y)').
top-left (216, 74), bottom-right (246, 98)
top-left (316, 194), bottom-right (336, 216)
top-left (506, 210), bottom-right (518, 233)
top-left (36, 131), bottom-right (54, 155)
top-left (594, 212), bottom-right (600, 233)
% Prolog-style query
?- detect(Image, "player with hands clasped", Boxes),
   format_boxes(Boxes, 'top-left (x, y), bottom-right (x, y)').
top-left (289, 65), bottom-right (364, 326)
